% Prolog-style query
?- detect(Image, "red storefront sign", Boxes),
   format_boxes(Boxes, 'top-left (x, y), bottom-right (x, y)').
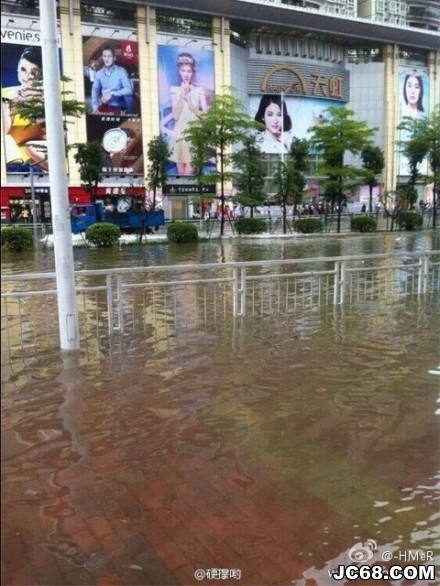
top-left (0, 186), bottom-right (145, 208)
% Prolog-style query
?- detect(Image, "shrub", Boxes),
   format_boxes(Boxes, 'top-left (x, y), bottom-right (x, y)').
top-left (293, 218), bottom-right (323, 233)
top-left (85, 222), bottom-right (121, 247)
top-left (235, 218), bottom-right (267, 235)
top-left (1, 226), bottom-right (33, 252)
top-left (350, 215), bottom-right (377, 232)
top-left (396, 211), bottom-right (423, 231)
top-left (167, 222), bottom-right (199, 243)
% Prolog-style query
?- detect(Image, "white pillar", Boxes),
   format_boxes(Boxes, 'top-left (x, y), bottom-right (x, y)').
top-left (40, 0), bottom-right (79, 350)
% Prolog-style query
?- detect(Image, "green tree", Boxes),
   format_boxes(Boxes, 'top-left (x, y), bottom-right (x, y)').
top-left (10, 71), bottom-right (86, 171)
top-left (146, 135), bottom-right (170, 211)
top-left (361, 145), bottom-right (385, 213)
top-left (233, 135), bottom-right (266, 218)
top-left (11, 71), bottom-right (85, 127)
top-left (188, 130), bottom-right (216, 219)
top-left (71, 142), bottom-right (103, 200)
top-left (403, 136), bottom-right (427, 209)
top-left (309, 106), bottom-right (377, 233)
top-left (288, 138), bottom-right (310, 215)
top-left (398, 105), bottom-right (440, 227)
top-left (185, 91), bottom-right (261, 236)
top-left (273, 162), bottom-right (297, 234)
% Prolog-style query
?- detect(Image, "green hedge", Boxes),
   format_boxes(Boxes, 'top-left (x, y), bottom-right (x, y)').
top-left (235, 218), bottom-right (267, 235)
top-left (350, 215), bottom-right (377, 232)
top-left (293, 218), bottom-right (323, 233)
top-left (85, 222), bottom-right (121, 247)
top-left (1, 226), bottom-right (33, 252)
top-left (167, 222), bottom-right (199, 243)
top-left (396, 211), bottom-right (423, 231)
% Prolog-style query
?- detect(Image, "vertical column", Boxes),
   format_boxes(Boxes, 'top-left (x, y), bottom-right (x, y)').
top-left (40, 0), bottom-right (79, 350)
top-left (212, 16), bottom-right (231, 94)
top-left (212, 16), bottom-right (232, 199)
top-left (137, 6), bottom-right (159, 154)
top-left (383, 43), bottom-right (398, 193)
top-left (427, 50), bottom-right (439, 112)
top-left (59, 0), bottom-right (86, 187)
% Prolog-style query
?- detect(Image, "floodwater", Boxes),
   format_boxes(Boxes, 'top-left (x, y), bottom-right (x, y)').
top-left (1, 232), bottom-right (439, 585)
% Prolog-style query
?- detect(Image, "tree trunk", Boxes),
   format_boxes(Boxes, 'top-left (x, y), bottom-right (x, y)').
top-left (220, 154), bottom-right (225, 237)
top-left (369, 184), bottom-right (373, 213)
top-left (282, 200), bottom-right (287, 235)
top-left (337, 182), bottom-right (342, 234)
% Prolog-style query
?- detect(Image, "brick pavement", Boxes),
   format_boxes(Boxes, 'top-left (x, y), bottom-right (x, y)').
top-left (3, 422), bottom-right (437, 586)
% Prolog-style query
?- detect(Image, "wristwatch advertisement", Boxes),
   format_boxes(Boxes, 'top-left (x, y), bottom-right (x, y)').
top-left (102, 128), bottom-right (130, 154)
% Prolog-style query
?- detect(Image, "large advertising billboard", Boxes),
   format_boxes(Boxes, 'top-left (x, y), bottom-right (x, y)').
top-left (396, 68), bottom-right (429, 177)
top-left (82, 35), bottom-right (143, 175)
top-left (157, 44), bottom-right (215, 177)
top-left (1, 23), bottom-right (61, 174)
top-left (249, 95), bottom-right (342, 154)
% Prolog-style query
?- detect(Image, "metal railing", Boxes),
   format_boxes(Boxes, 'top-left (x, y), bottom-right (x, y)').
top-left (1, 251), bottom-right (439, 357)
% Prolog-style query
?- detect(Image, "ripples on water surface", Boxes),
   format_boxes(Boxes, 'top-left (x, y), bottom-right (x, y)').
top-left (2, 295), bottom-right (439, 585)
top-left (2, 231), bottom-right (439, 274)
top-left (2, 231), bottom-right (439, 584)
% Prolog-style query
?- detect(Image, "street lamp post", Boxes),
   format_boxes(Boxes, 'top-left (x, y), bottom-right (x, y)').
top-left (280, 90), bottom-right (285, 166)
top-left (29, 164), bottom-right (39, 246)
top-left (40, 0), bottom-right (79, 351)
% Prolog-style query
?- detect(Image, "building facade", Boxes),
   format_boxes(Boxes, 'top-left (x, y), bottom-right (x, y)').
top-left (1, 0), bottom-right (439, 221)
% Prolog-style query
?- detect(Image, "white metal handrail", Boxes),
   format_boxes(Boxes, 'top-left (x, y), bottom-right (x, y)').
top-left (1, 251), bottom-right (439, 354)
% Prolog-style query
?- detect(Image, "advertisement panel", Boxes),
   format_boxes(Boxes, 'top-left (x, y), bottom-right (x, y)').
top-left (249, 95), bottom-right (343, 154)
top-left (396, 68), bottom-right (429, 177)
top-left (157, 44), bottom-right (215, 177)
top-left (1, 23), bottom-right (61, 174)
top-left (82, 35), bottom-right (143, 175)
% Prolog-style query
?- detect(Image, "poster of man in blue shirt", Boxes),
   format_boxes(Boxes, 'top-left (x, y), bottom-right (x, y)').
top-left (91, 46), bottom-right (134, 115)
top-left (82, 34), bottom-right (143, 175)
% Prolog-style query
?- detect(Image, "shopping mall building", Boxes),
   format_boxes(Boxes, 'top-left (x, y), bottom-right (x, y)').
top-left (1, 0), bottom-right (439, 221)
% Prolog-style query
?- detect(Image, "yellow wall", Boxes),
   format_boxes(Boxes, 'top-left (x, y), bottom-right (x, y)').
top-left (383, 44), bottom-right (398, 193)
top-left (59, 0), bottom-right (86, 186)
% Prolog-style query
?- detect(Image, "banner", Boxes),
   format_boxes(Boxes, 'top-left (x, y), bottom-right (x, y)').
top-left (396, 68), bottom-right (429, 177)
top-left (157, 44), bottom-right (215, 177)
top-left (82, 35), bottom-right (143, 175)
top-left (249, 95), bottom-right (342, 155)
top-left (1, 23), bottom-right (61, 174)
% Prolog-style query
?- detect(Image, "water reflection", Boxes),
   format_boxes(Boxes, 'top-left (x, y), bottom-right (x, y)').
top-left (2, 296), bottom-right (439, 584)
top-left (1, 231), bottom-right (438, 275)
top-left (2, 231), bottom-right (439, 584)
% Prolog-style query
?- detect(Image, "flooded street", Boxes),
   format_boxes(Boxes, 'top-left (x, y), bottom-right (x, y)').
top-left (1, 232), bottom-right (439, 585)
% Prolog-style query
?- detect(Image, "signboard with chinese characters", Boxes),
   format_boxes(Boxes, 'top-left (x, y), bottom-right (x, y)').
top-left (163, 184), bottom-right (216, 195)
top-left (248, 61), bottom-right (349, 102)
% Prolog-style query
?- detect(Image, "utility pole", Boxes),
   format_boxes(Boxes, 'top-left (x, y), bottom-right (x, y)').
top-left (29, 164), bottom-right (38, 247)
top-left (40, 0), bottom-right (79, 351)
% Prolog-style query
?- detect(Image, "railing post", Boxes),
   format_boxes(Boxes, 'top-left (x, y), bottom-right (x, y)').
top-left (116, 274), bottom-right (124, 333)
top-left (106, 274), bottom-right (124, 333)
top-left (333, 261), bottom-right (340, 305)
top-left (233, 267), bottom-right (246, 317)
top-left (106, 274), bottom-right (115, 334)
top-left (339, 260), bottom-right (346, 304)
top-left (418, 254), bottom-right (428, 295)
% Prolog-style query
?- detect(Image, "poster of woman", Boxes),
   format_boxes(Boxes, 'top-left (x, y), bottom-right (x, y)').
top-left (397, 68), bottom-right (429, 176)
top-left (249, 95), bottom-right (343, 154)
top-left (1, 42), bottom-right (62, 173)
top-left (157, 45), bottom-right (215, 176)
